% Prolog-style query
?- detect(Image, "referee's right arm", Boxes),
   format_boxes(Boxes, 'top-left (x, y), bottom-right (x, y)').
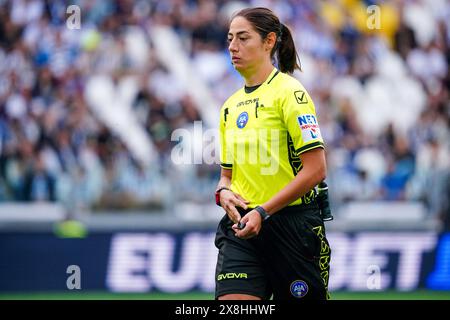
top-left (216, 168), bottom-right (249, 224)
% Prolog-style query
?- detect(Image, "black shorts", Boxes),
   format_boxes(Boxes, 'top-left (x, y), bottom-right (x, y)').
top-left (214, 202), bottom-right (331, 300)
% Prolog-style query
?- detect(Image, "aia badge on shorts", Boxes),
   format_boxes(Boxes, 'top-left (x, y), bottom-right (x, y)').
top-left (290, 280), bottom-right (308, 298)
top-left (236, 111), bottom-right (249, 129)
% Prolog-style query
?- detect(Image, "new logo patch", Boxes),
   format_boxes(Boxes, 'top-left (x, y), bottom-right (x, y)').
top-left (297, 114), bottom-right (322, 143)
top-left (290, 280), bottom-right (308, 298)
top-left (236, 111), bottom-right (249, 129)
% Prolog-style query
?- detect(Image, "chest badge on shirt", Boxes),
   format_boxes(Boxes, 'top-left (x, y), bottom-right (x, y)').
top-left (236, 111), bottom-right (249, 129)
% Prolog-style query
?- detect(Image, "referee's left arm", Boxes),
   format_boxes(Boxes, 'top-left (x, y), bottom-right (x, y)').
top-left (261, 83), bottom-right (327, 215)
top-left (259, 147), bottom-right (326, 215)
top-left (234, 148), bottom-right (325, 239)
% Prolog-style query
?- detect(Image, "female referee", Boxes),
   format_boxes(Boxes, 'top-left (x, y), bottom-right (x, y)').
top-left (214, 7), bottom-right (331, 300)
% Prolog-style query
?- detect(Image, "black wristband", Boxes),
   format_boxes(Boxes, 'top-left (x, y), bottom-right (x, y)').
top-left (255, 206), bottom-right (270, 221)
top-left (215, 187), bottom-right (230, 194)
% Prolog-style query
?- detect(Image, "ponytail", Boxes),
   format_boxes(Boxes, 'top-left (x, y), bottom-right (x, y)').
top-left (277, 24), bottom-right (301, 74)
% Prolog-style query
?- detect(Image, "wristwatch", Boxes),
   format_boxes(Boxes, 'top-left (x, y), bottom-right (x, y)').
top-left (215, 187), bottom-right (230, 206)
top-left (255, 206), bottom-right (270, 221)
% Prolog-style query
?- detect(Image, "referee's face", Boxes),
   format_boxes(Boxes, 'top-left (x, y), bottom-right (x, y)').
top-left (228, 17), bottom-right (270, 74)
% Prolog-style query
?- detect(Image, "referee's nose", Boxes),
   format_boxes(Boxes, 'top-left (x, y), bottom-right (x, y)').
top-left (229, 39), bottom-right (238, 53)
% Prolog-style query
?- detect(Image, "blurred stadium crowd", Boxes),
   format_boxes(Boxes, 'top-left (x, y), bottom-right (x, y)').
top-left (0, 0), bottom-right (448, 223)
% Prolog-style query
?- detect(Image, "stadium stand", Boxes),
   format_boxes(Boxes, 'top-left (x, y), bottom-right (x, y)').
top-left (0, 0), bottom-right (448, 229)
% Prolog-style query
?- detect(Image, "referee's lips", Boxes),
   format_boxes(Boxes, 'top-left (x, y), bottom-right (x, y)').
top-left (231, 56), bottom-right (241, 63)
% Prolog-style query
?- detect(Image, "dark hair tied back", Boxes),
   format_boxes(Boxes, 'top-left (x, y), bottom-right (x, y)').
top-left (233, 8), bottom-right (301, 73)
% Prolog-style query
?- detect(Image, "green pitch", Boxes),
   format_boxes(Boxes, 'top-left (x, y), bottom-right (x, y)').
top-left (1, 290), bottom-right (450, 300)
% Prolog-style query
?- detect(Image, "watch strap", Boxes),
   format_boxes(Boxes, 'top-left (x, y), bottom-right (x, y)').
top-left (255, 206), bottom-right (270, 221)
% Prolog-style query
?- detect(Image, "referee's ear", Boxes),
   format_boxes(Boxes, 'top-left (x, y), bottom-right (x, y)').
top-left (265, 31), bottom-right (277, 53)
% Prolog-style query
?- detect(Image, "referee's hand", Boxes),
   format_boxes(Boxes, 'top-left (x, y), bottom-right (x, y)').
top-left (220, 190), bottom-right (249, 224)
top-left (232, 210), bottom-right (262, 239)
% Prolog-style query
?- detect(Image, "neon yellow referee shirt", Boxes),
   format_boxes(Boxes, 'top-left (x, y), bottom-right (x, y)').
top-left (219, 67), bottom-right (325, 207)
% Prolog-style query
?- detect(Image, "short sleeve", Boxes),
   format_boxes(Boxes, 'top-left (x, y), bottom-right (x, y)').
top-left (219, 106), bottom-right (233, 169)
top-left (280, 86), bottom-right (324, 155)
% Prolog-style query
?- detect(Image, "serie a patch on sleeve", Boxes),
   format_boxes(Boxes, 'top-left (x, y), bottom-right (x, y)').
top-left (297, 114), bottom-right (322, 143)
